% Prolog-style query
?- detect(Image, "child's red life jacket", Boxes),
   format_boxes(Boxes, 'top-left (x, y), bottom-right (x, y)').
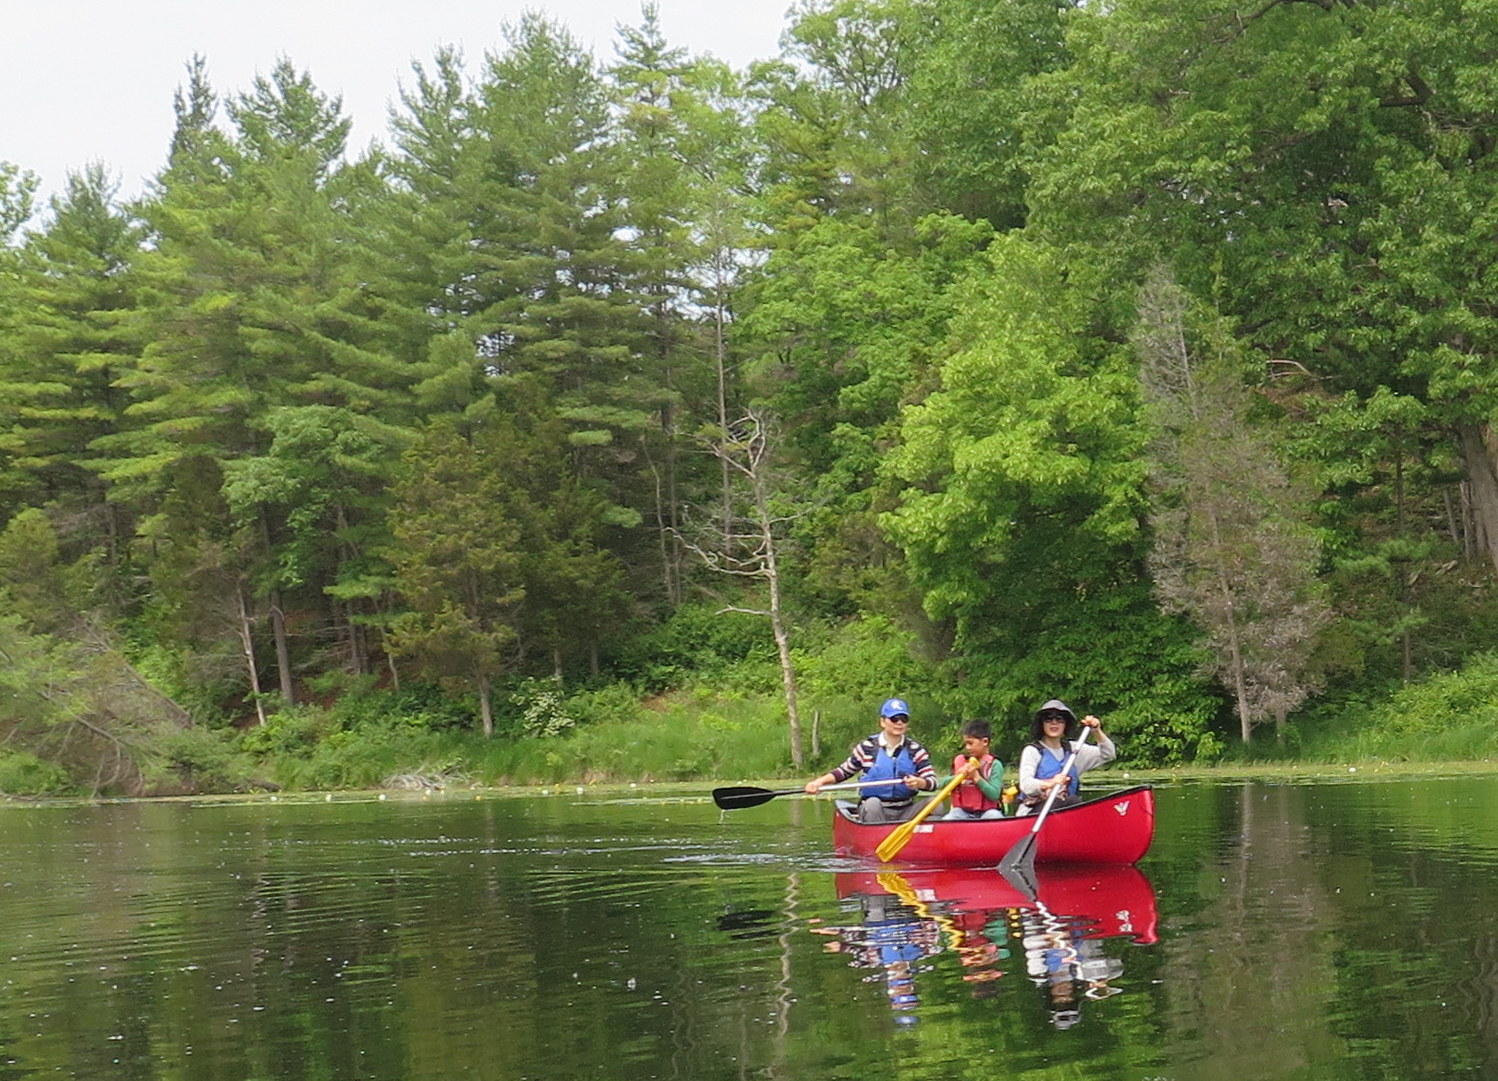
top-left (950, 753), bottom-right (999, 813)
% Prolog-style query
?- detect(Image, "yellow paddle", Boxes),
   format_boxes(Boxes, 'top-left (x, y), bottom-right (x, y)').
top-left (874, 763), bottom-right (976, 863)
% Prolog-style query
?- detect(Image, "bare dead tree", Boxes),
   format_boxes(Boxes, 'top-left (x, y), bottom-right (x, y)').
top-left (236, 582), bottom-right (270, 727)
top-left (1136, 268), bottom-right (1331, 743)
top-left (679, 408), bottom-right (808, 769)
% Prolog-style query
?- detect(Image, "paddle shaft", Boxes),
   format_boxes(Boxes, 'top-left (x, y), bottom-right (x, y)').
top-left (999, 725), bottom-right (1093, 871)
top-left (712, 778), bottom-right (910, 810)
top-left (874, 761), bottom-right (977, 862)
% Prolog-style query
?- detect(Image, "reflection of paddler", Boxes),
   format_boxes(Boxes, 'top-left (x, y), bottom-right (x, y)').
top-left (829, 867), bottom-right (1149, 1010)
top-left (879, 871), bottom-right (1006, 987)
top-left (950, 907), bottom-right (1009, 982)
top-left (877, 872), bottom-right (963, 950)
top-left (1019, 906), bottom-right (1124, 1027)
top-left (810, 890), bottom-right (943, 1022)
top-left (864, 893), bottom-right (931, 966)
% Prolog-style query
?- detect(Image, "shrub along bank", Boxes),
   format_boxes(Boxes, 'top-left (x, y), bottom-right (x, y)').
top-left (8, 650), bottom-right (1498, 800)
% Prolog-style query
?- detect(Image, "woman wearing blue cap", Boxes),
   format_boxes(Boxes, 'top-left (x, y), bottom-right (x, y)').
top-left (803, 697), bottom-right (938, 823)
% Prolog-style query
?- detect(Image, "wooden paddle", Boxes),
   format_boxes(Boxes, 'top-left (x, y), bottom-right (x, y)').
top-left (874, 764), bottom-right (975, 863)
top-left (712, 779), bottom-right (899, 810)
top-left (997, 725), bottom-right (1092, 876)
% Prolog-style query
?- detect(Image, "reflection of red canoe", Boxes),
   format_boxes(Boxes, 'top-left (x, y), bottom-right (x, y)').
top-left (835, 863), bottom-right (1159, 945)
top-left (832, 785), bottom-right (1154, 866)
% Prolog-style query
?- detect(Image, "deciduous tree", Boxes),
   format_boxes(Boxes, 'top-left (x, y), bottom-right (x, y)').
top-left (1135, 270), bottom-right (1331, 742)
top-left (883, 237), bottom-right (1215, 757)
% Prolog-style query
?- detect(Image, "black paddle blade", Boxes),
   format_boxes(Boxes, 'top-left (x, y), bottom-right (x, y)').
top-left (712, 786), bottom-right (791, 810)
top-left (997, 832), bottom-right (1037, 876)
top-left (997, 858), bottom-right (1040, 902)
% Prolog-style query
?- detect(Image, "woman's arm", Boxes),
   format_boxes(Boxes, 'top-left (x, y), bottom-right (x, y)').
top-left (1073, 720), bottom-right (1116, 773)
top-left (1017, 745), bottom-right (1042, 796)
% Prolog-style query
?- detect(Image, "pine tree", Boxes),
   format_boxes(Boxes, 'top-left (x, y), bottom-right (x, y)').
top-left (97, 58), bottom-right (406, 710)
top-left (387, 421), bottom-right (526, 736)
top-left (609, 9), bottom-right (747, 604)
top-left (468, 17), bottom-right (652, 524)
top-left (0, 167), bottom-right (142, 559)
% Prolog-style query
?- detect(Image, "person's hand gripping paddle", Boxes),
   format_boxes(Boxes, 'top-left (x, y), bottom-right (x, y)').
top-left (997, 725), bottom-right (1093, 877)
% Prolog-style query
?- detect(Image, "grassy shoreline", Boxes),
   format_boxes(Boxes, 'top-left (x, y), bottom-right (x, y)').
top-left (6, 760), bottom-right (1494, 809)
top-left (9, 672), bottom-right (1498, 799)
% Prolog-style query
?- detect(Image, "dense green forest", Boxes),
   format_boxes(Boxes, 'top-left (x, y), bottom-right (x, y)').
top-left (4, 0), bottom-right (1498, 796)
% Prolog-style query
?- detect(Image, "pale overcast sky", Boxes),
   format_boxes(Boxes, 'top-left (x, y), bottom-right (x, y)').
top-left (2, 0), bottom-right (794, 208)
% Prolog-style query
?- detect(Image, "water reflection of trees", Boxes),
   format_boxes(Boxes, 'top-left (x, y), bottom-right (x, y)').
top-left (1157, 784), bottom-right (1347, 1076)
top-left (19, 785), bottom-right (1498, 1078)
top-left (1157, 782), bottom-right (1498, 1079)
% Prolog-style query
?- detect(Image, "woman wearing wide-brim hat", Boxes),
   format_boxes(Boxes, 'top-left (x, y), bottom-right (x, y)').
top-left (1014, 699), bottom-right (1116, 815)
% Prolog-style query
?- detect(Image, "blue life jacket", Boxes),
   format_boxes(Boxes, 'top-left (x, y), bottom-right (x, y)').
top-left (863, 742), bottom-right (918, 803)
top-left (1031, 742), bottom-right (1080, 800)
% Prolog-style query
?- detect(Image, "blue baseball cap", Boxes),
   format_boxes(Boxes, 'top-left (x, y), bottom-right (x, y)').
top-left (880, 698), bottom-right (910, 719)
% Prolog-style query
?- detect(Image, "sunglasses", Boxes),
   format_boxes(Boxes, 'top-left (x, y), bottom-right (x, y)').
top-left (886, 716), bottom-right (910, 723)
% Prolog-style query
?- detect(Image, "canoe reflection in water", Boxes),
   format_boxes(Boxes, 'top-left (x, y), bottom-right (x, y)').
top-left (821, 864), bottom-right (1157, 1027)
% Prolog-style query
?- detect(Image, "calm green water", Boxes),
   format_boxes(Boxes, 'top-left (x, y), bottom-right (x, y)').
top-left (2, 778), bottom-right (1497, 1080)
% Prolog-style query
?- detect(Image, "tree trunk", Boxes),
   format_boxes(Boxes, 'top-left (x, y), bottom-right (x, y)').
top-left (716, 296), bottom-right (734, 551)
top-left (659, 307), bottom-right (683, 607)
top-left (478, 672), bottom-right (494, 738)
top-left (1459, 424), bottom-right (1498, 574)
top-left (757, 471), bottom-right (804, 770)
top-left (1206, 508), bottom-right (1253, 743)
top-left (385, 646), bottom-right (401, 693)
top-left (770, 597), bottom-right (805, 771)
top-left (334, 505), bottom-right (369, 675)
top-left (270, 589), bottom-right (295, 705)
top-left (1234, 663), bottom-right (1252, 744)
top-left (236, 585), bottom-right (268, 727)
top-left (648, 449), bottom-right (683, 606)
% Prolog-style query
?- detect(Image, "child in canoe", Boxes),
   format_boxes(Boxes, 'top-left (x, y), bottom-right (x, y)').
top-left (937, 719), bottom-right (1006, 820)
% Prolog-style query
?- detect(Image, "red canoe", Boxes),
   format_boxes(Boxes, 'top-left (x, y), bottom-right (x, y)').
top-left (835, 863), bottom-right (1159, 945)
top-left (831, 785), bottom-right (1155, 866)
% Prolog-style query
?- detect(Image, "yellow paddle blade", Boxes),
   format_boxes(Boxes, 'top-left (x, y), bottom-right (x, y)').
top-left (874, 818), bottom-right (921, 863)
top-left (876, 871), bottom-right (965, 951)
top-left (874, 770), bottom-right (970, 862)
top-left (876, 870), bottom-right (916, 900)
